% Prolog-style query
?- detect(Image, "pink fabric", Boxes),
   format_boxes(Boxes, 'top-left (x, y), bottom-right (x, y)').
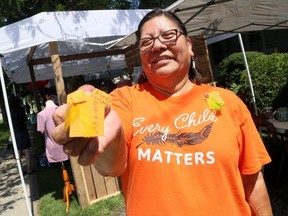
top-left (37, 102), bottom-right (68, 163)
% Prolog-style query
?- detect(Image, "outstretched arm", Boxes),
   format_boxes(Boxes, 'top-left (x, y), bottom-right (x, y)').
top-left (51, 85), bottom-right (127, 177)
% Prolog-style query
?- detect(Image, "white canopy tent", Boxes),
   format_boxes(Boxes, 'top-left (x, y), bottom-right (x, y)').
top-left (111, 0), bottom-right (288, 47)
top-left (0, 9), bottom-right (150, 83)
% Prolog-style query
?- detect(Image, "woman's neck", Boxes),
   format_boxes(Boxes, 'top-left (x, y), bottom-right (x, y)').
top-left (149, 78), bottom-right (194, 96)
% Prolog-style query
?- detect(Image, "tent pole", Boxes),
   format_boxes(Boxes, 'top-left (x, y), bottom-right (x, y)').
top-left (237, 33), bottom-right (259, 116)
top-left (0, 58), bottom-right (33, 216)
top-left (12, 83), bottom-right (16, 95)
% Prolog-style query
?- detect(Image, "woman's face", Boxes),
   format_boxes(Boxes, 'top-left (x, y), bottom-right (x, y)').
top-left (139, 15), bottom-right (193, 81)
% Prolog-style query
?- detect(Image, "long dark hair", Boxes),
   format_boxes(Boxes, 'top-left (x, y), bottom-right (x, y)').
top-left (136, 9), bottom-right (202, 84)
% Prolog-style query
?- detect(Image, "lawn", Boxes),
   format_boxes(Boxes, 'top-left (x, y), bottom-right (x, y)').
top-left (36, 163), bottom-right (125, 216)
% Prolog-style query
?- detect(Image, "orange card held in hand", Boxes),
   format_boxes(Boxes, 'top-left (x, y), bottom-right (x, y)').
top-left (65, 88), bottom-right (111, 138)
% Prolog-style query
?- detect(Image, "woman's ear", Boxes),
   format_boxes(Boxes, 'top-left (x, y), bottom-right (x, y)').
top-left (187, 37), bottom-right (194, 59)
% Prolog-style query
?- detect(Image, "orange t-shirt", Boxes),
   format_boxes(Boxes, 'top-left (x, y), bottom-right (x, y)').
top-left (111, 83), bottom-right (271, 216)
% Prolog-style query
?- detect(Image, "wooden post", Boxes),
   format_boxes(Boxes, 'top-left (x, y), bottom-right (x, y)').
top-left (49, 42), bottom-right (66, 105)
top-left (124, 45), bottom-right (140, 81)
top-left (26, 46), bottom-right (41, 113)
top-left (191, 36), bottom-right (213, 83)
top-left (28, 64), bottom-right (42, 112)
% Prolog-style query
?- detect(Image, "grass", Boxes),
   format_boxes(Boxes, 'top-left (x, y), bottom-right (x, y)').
top-left (38, 191), bottom-right (125, 216)
top-left (36, 163), bottom-right (125, 216)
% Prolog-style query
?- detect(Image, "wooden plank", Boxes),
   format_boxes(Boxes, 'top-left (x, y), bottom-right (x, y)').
top-left (125, 48), bottom-right (140, 76)
top-left (90, 165), bottom-right (108, 199)
top-left (26, 46), bottom-right (42, 112)
top-left (26, 46), bottom-right (37, 64)
top-left (82, 166), bottom-right (97, 202)
top-left (69, 157), bottom-right (89, 207)
top-left (191, 36), bottom-right (213, 83)
top-left (31, 48), bottom-right (126, 66)
top-left (28, 64), bottom-right (41, 112)
top-left (126, 54), bottom-right (139, 62)
top-left (104, 176), bottom-right (119, 195)
top-left (126, 60), bottom-right (139, 68)
top-left (125, 49), bottom-right (138, 59)
top-left (193, 44), bottom-right (207, 55)
top-left (49, 41), bottom-right (67, 105)
top-left (90, 191), bottom-right (122, 205)
top-left (195, 53), bottom-right (211, 64)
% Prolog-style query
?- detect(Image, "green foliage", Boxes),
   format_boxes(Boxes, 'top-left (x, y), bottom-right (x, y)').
top-left (138, 0), bottom-right (176, 8)
top-left (0, 0), bottom-right (135, 26)
top-left (229, 83), bottom-right (242, 95)
top-left (240, 53), bottom-right (288, 113)
top-left (218, 52), bottom-right (288, 114)
top-left (217, 52), bottom-right (265, 88)
top-left (0, 121), bottom-right (10, 150)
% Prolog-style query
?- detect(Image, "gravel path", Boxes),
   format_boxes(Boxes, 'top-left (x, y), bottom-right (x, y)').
top-left (0, 149), bottom-right (34, 216)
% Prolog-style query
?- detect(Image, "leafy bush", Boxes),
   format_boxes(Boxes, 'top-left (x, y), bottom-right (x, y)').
top-left (240, 53), bottom-right (288, 113)
top-left (218, 52), bottom-right (288, 114)
top-left (217, 52), bottom-right (265, 88)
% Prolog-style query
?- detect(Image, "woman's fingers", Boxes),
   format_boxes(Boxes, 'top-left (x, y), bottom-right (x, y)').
top-left (53, 104), bottom-right (69, 126)
top-left (63, 137), bottom-right (91, 157)
top-left (51, 104), bottom-right (71, 144)
top-left (78, 84), bottom-right (95, 93)
top-left (104, 104), bottom-right (111, 116)
top-left (51, 122), bottom-right (71, 145)
top-left (77, 138), bottom-right (101, 166)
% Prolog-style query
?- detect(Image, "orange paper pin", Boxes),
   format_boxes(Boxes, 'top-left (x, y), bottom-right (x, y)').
top-left (65, 88), bottom-right (111, 137)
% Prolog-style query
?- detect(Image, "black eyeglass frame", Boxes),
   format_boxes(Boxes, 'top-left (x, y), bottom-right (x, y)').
top-left (136, 29), bottom-right (184, 52)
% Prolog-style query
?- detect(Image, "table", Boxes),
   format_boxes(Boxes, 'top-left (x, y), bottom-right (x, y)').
top-left (267, 119), bottom-right (288, 184)
top-left (268, 119), bottom-right (288, 134)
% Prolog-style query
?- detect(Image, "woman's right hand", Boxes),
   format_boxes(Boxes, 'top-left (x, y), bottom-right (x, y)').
top-left (51, 85), bottom-right (127, 176)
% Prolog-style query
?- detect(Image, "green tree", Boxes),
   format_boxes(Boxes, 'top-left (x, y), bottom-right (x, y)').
top-left (138, 0), bottom-right (176, 8)
top-left (0, 0), bottom-right (134, 27)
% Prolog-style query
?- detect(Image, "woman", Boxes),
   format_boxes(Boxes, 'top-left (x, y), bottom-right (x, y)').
top-left (9, 95), bottom-right (33, 174)
top-left (52, 9), bottom-right (272, 216)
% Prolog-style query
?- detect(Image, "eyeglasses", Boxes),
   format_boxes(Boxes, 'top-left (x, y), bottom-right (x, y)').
top-left (136, 29), bottom-right (184, 52)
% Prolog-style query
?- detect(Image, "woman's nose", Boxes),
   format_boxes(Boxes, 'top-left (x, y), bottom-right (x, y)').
top-left (151, 38), bottom-right (167, 51)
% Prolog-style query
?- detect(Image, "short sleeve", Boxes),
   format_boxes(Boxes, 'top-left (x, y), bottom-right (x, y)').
top-left (235, 98), bottom-right (271, 174)
top-left (37, 112), bottom-right (45, 133)
top-left (110, 87), bottom-right (133, 148)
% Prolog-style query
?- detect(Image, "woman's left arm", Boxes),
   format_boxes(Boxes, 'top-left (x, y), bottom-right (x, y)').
top-left (242, 171), bottom-right (273, 216)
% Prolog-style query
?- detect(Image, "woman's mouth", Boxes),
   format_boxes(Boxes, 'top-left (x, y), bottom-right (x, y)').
top-left (153, 56), bottom-right (172, 63)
